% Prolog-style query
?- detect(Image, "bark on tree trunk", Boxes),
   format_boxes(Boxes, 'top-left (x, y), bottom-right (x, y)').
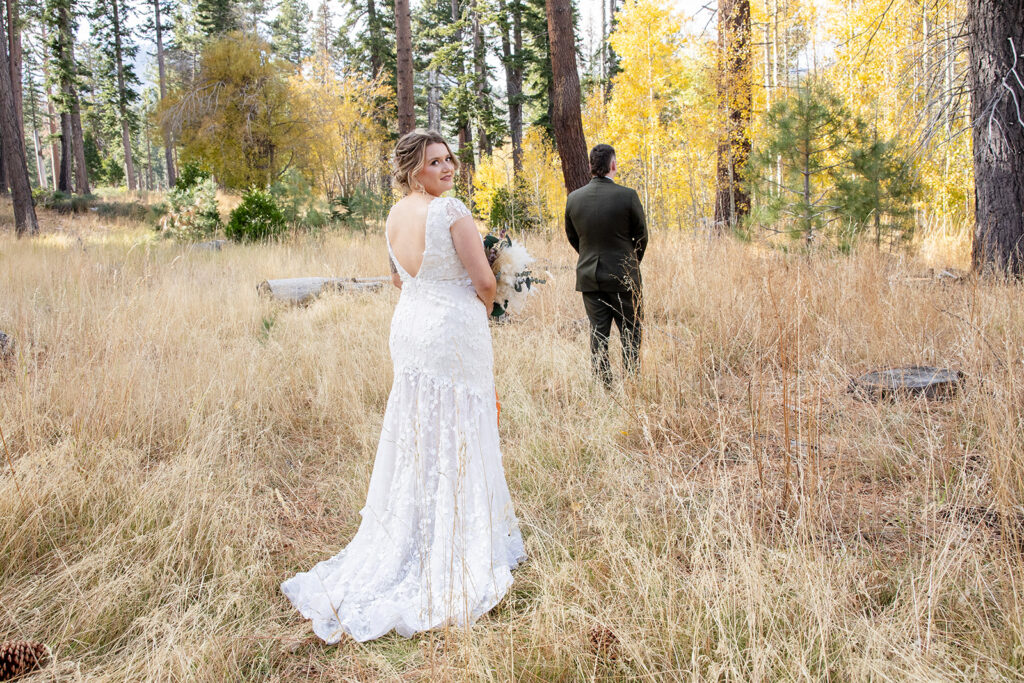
top-left (153, 0), bottom-right (175, 186)
top-left (57, 110), bottom-right (71, 192)
top-left (67, 36), bottom-right (88, 195)
top-left (367, 0), bottom-right (381, 79)
top-left (968, 0), bottom-right (1024, 274)
top-left (394, 0), bottom-right (415, 135)
top-left (498, 0), bottom-right (523, 172)
top-left (714, 0), bottom-right (752, 230)
top-left (32, 121), bottom-right (45, 188)
top-left (472, 4), bottom-right (491, 157)
top-left (6, 0), bottom-right (21, 130)
top-left (41, 22), bottom-right (58, 186)
top-left (427, 69), bottom-right (440, 130)
top-left (450, 0), bottom-right (474, 186)
top-left (70, 89), bottom-right (88, 194)
top-left (112, 0), bottom-right (135, 190)
top-left (0, 4), bottom-right (38, 235)
top-left (545, 0), bottom-right (589, 193)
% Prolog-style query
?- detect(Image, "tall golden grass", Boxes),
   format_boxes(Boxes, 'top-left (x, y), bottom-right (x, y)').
top-left (2, 205), bottom-right (1023, 680)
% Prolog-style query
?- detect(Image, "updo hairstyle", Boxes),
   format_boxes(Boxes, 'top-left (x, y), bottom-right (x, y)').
top-left (391, 129), bottom-right (460, 194)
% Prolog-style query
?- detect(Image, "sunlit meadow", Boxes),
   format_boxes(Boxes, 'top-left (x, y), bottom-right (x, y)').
top-left (2, 202), bottom-right (1023, 680)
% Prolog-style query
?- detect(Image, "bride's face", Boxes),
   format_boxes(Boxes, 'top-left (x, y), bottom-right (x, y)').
top-left (415, 143), bottom-right (456, 196)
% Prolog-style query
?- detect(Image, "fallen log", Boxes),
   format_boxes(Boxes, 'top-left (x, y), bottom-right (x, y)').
top-left (257, 277), bottom-right (389, 305)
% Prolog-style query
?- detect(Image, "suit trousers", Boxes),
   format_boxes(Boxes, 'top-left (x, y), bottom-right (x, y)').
top-left (582, 290), bottom-right (642, 385)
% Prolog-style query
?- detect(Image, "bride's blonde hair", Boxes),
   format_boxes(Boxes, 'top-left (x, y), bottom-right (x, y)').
top-left (391, 129), bottom-right (460, 194)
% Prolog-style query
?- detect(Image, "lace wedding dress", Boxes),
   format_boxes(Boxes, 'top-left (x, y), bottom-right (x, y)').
top-left (281, 196), bottom-right (526, 643)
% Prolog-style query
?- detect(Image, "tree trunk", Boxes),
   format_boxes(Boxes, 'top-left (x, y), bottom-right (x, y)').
top-left (427, 69), bottom-right (440, 130)
top-left (471, 4), bottom-right (490, 157)
top-left (0, 4), bottom-right (37, 235)
top-left (111, 0), bottom-right (135, 190)
top-left (67, 43), bottom-right (88, 194)
top-left (40, 22), bottom-right (58, 186)
top-left (714, 0), bottom-right (752, 230)
top-left (70, 93), bottom-right (87, 193)
top-left (498, 0), bottom-right (523, 172)
top-left (153, 0), bottom-right (175, 186)
top-left (0, 118), bottom-right (7, 194)
top-left (545, 0), bottom-right (588, 192)
top-left (57, 110), bottom-right (71, 192)
top-left (450, 0), bottom-right (474, 183)
top-left (6, 0), bottom-right (21, 129)
top-left (968, 0), bottom-right (1024, 274)
top-left (394, 0), bottom-right (414, 135)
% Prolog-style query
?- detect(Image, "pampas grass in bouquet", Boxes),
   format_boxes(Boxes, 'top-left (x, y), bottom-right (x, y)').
top-left (483, 231), bottom-right (546, 319)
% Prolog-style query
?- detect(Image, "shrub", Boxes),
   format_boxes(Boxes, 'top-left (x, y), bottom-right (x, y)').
top-left (226, 187), bottom-right (287, 241)
top-left (161, 177), bottom-right (221, 240)
top-left (328, 188), bottom-right (387, 232)
top-left (34, 190), bottom-right (95, 214)
top-left (488, 180), bottom-right (543, 233)
top-left (174, 161), bottom-right (212, 191)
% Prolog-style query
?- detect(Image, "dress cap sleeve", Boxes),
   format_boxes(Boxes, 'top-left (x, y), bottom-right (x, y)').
top-left (443, 197), bottom-right (472, 228)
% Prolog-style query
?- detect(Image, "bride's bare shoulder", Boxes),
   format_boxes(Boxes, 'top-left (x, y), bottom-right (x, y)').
top-left (387, 196), bottom-right (432, 230)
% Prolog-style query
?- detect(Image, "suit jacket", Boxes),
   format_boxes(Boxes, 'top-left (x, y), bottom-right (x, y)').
top-left (565, 177), bottom-right (648, 293)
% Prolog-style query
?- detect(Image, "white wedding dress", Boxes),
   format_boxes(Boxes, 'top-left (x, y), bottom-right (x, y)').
top-left (281, 196), bottom-right (526, 643)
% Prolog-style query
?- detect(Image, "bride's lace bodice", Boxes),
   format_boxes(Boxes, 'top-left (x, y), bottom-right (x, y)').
top-left (386, 196), bottom-right (493, 394)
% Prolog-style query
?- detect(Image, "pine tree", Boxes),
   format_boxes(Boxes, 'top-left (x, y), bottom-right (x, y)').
top-left (236, 0), bottom-right (268, 34)
top-left (270, 0), bottom-right (307, 65)
top-left (90, 0), bottom-right (141, 189)
top-left (520, 0), bottom-right (552, 139)
top-left (22, 30), bottom-right (50, 188)
top-left (834, 122), bottom-right (921, 249)
top-left (496, 0), bottom-right (524, 171)
top-left (751, 81), bottom-right (855, 243)
top-left (311, 0), bottom-right (333, 63)
top-left (196, 0), bottom-right (236, 38)
top-left (46, 0), bottom-right (89, 194)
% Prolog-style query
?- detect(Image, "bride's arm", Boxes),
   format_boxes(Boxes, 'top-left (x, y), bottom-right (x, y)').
top-left (451, 216), bottom-right (496, 313)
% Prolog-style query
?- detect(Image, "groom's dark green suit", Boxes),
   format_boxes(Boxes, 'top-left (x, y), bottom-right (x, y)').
top-left (565, 176), bottom-right (648, 384)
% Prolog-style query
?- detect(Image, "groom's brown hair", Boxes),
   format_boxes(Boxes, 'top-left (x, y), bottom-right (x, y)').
top-left (589, 144), bottom-right (615, 177)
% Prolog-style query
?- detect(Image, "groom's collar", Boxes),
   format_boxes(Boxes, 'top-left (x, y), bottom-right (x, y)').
top-left (591, 176), bottom-right (614, 184)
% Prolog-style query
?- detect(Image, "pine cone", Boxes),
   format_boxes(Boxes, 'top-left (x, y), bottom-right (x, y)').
top-left (587, 625), bottom-right (620, 661)
top-left (0, 640), bottom-right (50, 681)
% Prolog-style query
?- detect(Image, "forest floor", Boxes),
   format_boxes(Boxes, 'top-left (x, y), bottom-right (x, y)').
top-left (2, 200), bottom-right (1023, 680)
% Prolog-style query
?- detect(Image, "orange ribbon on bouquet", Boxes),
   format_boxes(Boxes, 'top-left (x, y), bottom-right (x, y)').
top-left (495, 389), bottom-right (501, 426)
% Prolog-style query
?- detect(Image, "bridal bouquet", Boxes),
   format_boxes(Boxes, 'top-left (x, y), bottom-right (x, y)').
top-left (483, 231), bottom-right (546, 319)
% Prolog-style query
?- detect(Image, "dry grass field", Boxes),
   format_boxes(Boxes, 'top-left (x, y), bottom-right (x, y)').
top-left (2, 201), bottom-right (1023, 680)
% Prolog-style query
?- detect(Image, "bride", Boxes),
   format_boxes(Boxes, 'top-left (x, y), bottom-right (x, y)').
top-left (281, 129), bottom-right (526, 643)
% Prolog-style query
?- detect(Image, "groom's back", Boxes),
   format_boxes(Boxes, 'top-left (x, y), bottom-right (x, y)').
top-left (565, 178), bottom-right (648, 293)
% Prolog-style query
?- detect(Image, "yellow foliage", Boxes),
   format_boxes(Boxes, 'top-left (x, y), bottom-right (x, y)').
top-left (289, 59), bottom-right (392, 198)
top-left (591, 0), bottom-right (717, 229)
top-left (472, 151), bottom-right (512, 220)
top-left (822, 0), bottom-right (972, 220)
top-left (518, 128), bottom-right (566, 227)
top-left (160, 33), bottom-right (310, 189)
top-left (472, 128), bottom-right (565, 231)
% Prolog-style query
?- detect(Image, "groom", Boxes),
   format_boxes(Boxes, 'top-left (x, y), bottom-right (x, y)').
top-left (564, 144), bottom-right (648, 386)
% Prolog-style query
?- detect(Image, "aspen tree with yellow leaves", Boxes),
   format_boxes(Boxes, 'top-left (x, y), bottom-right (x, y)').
top-left (715, 0), bottom-right (752, 230)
